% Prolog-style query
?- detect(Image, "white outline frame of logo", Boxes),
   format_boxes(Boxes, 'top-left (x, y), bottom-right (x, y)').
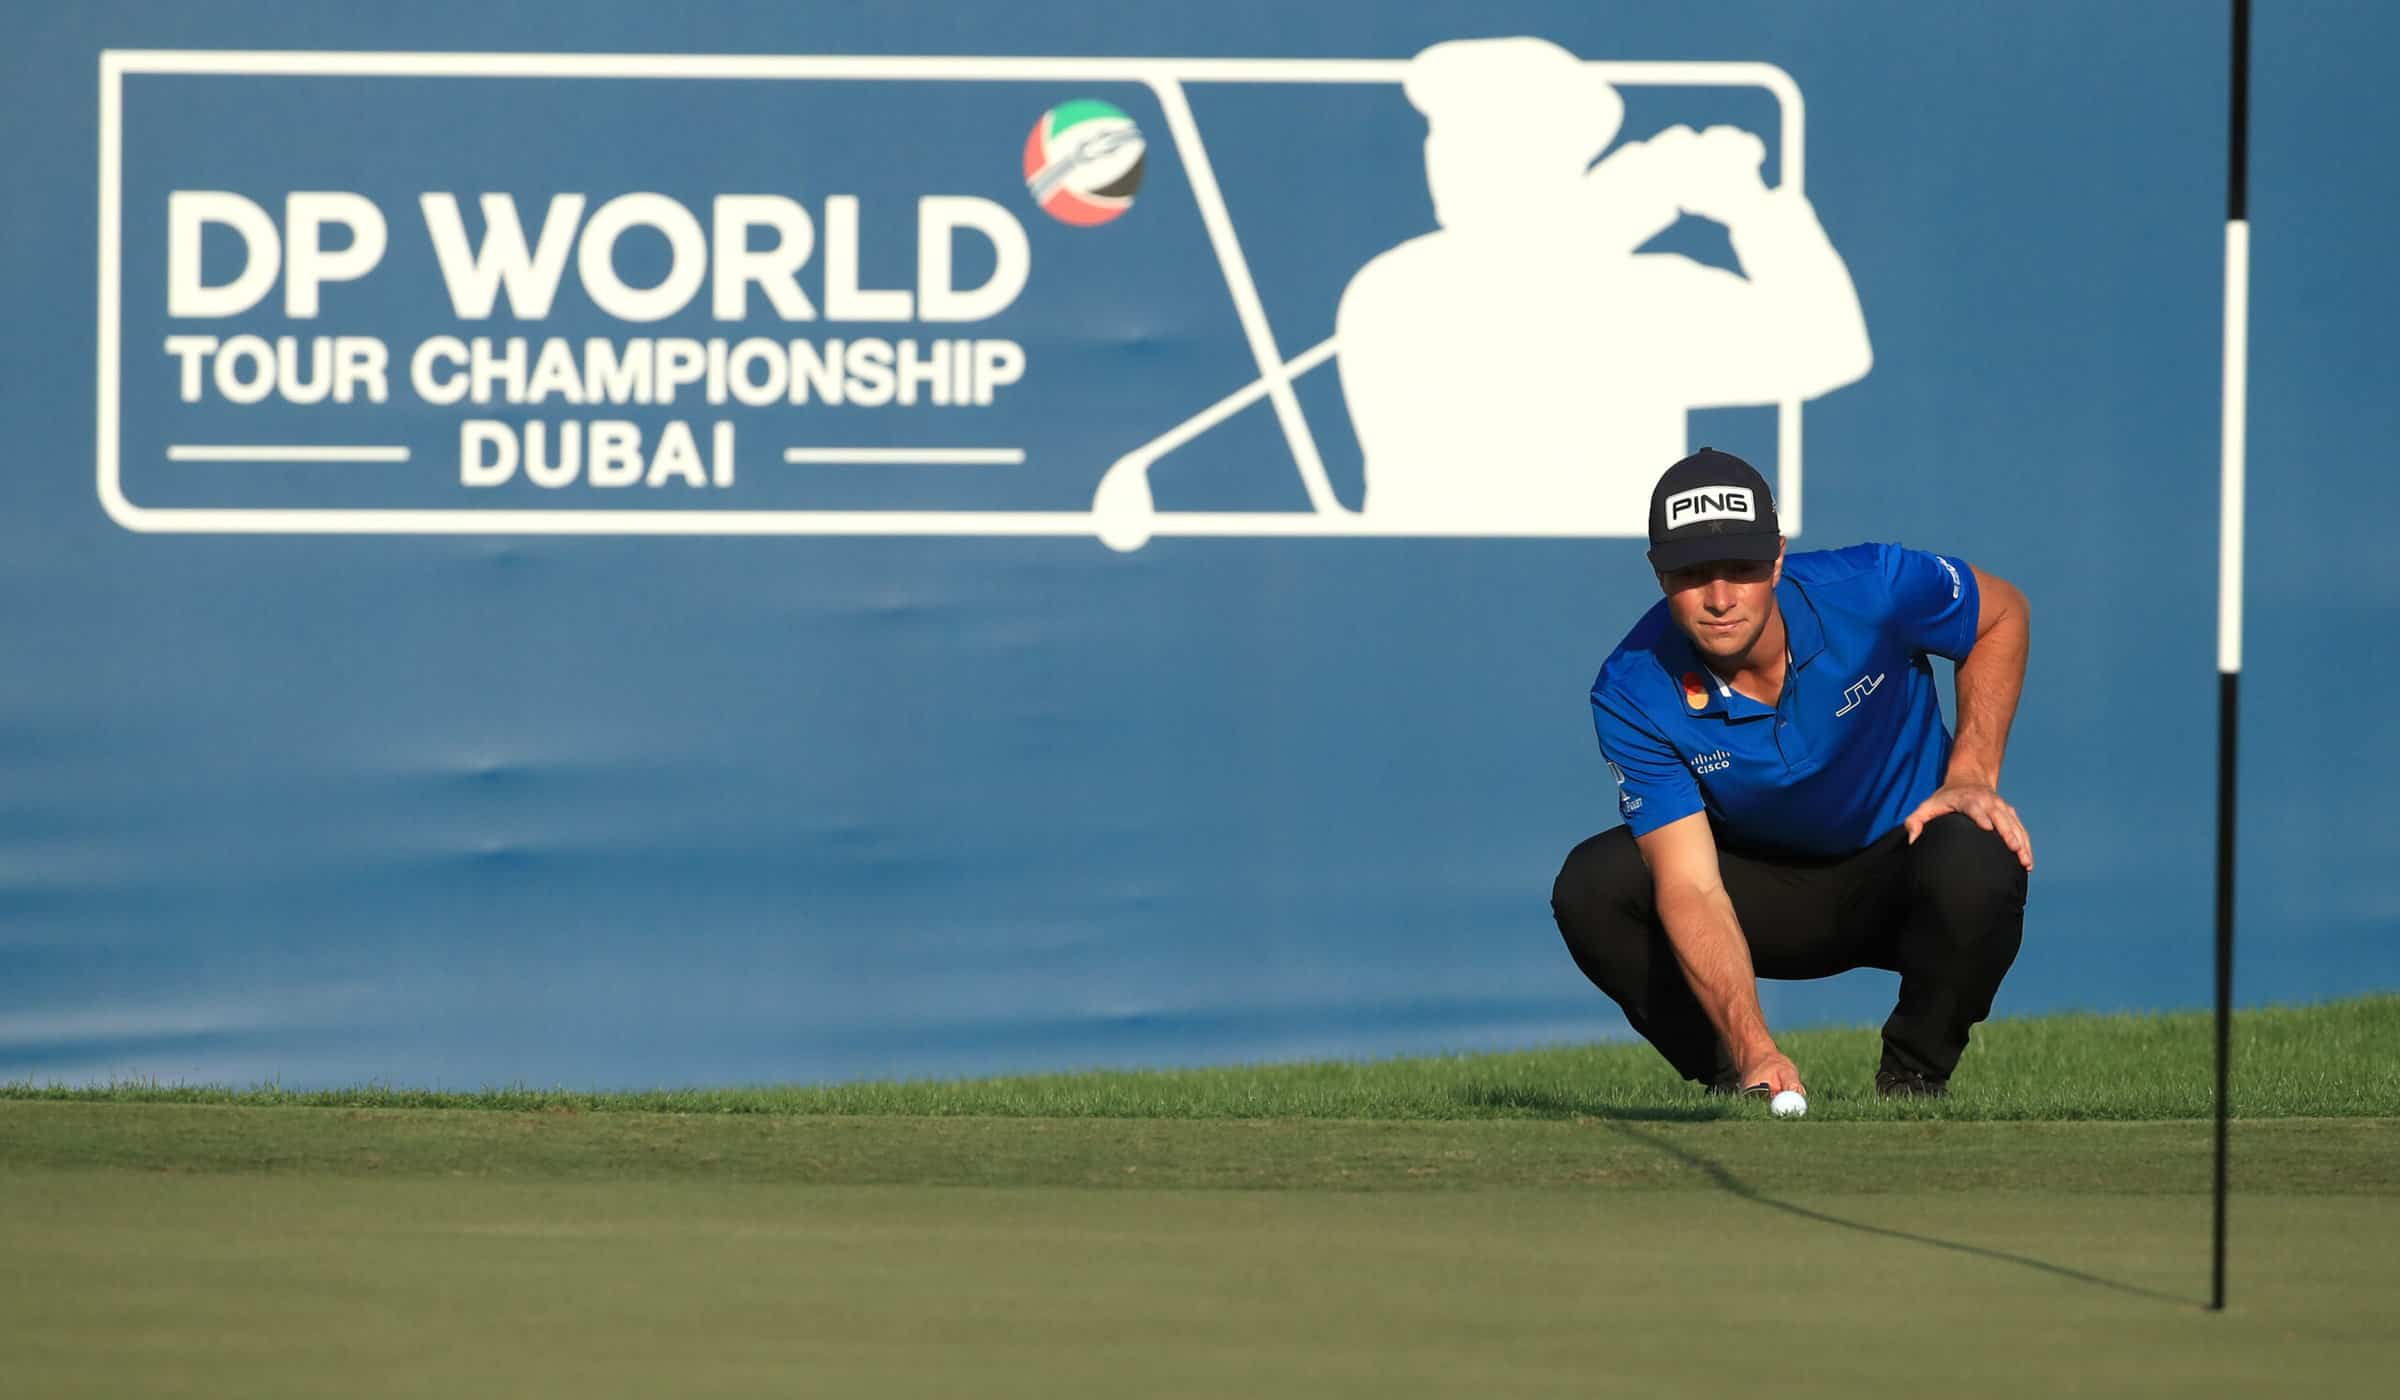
top-left (97, 50), bottom-right (1807, 540)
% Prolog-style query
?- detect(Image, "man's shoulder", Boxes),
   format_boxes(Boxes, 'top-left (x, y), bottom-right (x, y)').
top-left (1591, 599), bottom-right (1678, 705)
top-left (1785, 541), bottom-right (1968, 612)
top-left (1782, 542), bottom-right (1894, 590)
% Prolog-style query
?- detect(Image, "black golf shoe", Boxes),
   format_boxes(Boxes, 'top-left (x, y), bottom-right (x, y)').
top-left (1874, 1068), bottom-right (1951, 1099)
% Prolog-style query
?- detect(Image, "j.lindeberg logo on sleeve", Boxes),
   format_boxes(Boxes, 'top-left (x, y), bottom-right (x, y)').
top-left (1835, 672), bottom-right (1884, 717)
top-left (1663, 486), bottom-right (1755, 528)
top-left (1608, 760), bottom-right (1643, 814)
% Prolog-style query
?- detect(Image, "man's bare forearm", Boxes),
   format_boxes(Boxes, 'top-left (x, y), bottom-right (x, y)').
top-left (1948, 578), bottom-right (2029, 787)
top-left (1653, 880), bottom-right (1777, 1066)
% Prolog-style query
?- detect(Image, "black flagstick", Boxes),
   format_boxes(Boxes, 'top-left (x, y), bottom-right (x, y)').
top-left (2214, 0), bottom-right (2251, 1315)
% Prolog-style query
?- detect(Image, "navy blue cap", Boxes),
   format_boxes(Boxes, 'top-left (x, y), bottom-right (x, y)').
top-left (1646, 448), bottom-right (1782, 572)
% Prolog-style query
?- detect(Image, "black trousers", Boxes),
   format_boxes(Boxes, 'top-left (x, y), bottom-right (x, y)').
top-left (1549, 813), bottom-right (2027, 1083)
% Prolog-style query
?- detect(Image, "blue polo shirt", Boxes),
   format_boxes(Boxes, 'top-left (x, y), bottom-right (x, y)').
top-left (1589, 543), bottom-right (1981, 857)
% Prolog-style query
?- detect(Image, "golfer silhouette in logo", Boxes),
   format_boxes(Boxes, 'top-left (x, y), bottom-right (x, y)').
top-left (1335, 37), bottom-right (1873, 534)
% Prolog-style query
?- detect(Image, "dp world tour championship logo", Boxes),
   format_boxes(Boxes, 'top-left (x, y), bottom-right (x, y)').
top-left (99, 41), bottom-right (1874, 549)
top-left (1023, 100), bottom-right (1145, 225)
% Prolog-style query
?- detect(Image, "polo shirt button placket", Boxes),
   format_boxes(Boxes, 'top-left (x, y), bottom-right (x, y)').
top-left (1773, 650), bottom-right (1801, 769)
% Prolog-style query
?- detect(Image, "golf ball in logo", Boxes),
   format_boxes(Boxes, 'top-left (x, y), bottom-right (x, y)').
top-left (1023, 100), bottom-right (1145, 225)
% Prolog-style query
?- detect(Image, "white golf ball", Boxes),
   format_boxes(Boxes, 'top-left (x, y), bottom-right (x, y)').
top-left (1770, 1090), bottom-right (1808, 1119)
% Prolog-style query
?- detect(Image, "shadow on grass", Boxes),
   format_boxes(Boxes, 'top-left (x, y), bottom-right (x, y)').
top-left (1593, 1116), bottom-right (2203, 1308)
top-left (1453, 1084), bottom-right (1731, 1123)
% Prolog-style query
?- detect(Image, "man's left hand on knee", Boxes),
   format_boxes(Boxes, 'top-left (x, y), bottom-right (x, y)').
top-left (1903, 784), bottom-right (2034, 872)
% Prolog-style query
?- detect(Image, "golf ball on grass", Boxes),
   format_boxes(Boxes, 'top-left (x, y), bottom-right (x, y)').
top-left (1770, 1090), bottom-right (1808, 1119)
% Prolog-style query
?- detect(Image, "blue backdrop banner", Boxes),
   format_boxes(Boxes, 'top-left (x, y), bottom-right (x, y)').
top-left (2, 2), bottom-right (2393, 1089)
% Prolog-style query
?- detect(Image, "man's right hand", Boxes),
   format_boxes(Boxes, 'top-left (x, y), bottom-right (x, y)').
top-left (1738, 1049), bottom-right (1804, 1096)
top-left (1636, 815), bottom-right (1794, 1100)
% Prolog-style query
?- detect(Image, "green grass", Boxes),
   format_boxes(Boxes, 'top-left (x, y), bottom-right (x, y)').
top-left (4, 1174), bottom-right (2393, 1400)
top-left (3, 1101), bottom-right (2395, 1192)
top-left (7, 994), bottom-right (2396, 1121)
top-left (8, 1175), bottom-right (2391, 1400)
top-left (5, 996), bottom-right (2398, 1398)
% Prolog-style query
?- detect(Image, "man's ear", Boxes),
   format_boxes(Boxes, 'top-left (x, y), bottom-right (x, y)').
top-left (1771, 538), bottom-right (1787, 587)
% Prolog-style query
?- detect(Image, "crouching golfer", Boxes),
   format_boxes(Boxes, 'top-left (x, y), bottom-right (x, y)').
top-left (1551, 448), bottom-right (2032, 1099)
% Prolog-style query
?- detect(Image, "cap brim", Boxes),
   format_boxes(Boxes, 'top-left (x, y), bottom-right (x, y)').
top-left (1647, 531), bottom-right (1782, 573)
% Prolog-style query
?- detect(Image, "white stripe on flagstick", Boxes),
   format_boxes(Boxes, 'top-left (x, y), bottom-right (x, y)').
top-left (2219, 220), bottom-right (2249, 676)
top-left (168, 445), bottom-right (410, 463)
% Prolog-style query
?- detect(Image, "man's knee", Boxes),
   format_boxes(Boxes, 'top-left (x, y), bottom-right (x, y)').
top-left (1551, 826), bottom-right (1651, 934)
top-left (1552, 826), bottom-right (1662, 998)
top-left (1907, 813), bottom-right (2027, 926)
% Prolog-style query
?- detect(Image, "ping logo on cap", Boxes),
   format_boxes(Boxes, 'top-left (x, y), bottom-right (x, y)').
top-left (1664, 486), bottom-right (1755, 528)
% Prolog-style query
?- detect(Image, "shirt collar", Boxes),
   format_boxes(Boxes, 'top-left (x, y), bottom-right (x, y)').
top-left (1780, 575), bottom-right (1828, 670)
top-left (1658, 577), bottom-right (1826, 717)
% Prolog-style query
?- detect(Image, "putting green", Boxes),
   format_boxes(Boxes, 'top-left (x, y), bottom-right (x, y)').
top-left (5, 1171), bottom-right (2392, 1398)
